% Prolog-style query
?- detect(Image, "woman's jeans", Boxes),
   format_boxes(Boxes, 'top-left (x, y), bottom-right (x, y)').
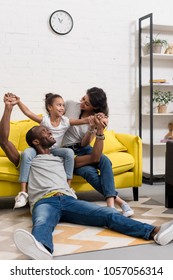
top-left (32, 195), bottom-right (154, 253)
top-left (73, 145), bottom-right (118, 199)
top-left (19, 147), bottom-right (74, 182)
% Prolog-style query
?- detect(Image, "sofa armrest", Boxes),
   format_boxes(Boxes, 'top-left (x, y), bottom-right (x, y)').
top-left (114, 132), bottom-right (142, 186)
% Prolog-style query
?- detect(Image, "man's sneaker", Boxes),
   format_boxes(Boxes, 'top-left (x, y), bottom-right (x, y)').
top-left (121, 203), bottom-right (134, 217)
top-left (14, 229), bottom-right (52, 260)
top-left (154, 220), bottom-right (173, 246)
top-left (14, 192), bottom-right (28, 209)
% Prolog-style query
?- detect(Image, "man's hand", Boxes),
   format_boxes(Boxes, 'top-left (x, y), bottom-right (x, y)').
top-left (95, 115), bottom-right (108, 135)
top-left (99, 116), bottom-right (108, 128)
top-left (4, 93), bottom-right (20, 106)
top-left (95, 113), bottom-right (108, 128)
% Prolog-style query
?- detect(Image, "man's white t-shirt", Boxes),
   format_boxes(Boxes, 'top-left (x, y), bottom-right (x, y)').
top-left (28, 154), bottom-right (77, 211)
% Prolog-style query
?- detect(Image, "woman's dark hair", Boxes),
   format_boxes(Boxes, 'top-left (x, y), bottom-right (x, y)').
top-left (87, 87), bottom-right (109, 116)
top-left (45, 93), bottom-right (62, 114)
top-left (26, 126), bottom-right (39, 148)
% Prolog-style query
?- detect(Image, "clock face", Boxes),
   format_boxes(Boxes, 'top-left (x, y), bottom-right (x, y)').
top-left (49, 10), bottom-right (73, 35)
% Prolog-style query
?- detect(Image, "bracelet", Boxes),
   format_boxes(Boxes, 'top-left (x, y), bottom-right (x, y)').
top-left (96, 134), bottom-right (105, 140)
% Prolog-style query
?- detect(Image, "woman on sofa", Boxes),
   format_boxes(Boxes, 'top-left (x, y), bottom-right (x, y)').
top-left (62, 87), bottom-right (134, 217)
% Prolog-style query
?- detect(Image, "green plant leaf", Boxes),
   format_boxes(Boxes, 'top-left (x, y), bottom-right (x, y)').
top-left (153, 90), bottom-right (173, 105)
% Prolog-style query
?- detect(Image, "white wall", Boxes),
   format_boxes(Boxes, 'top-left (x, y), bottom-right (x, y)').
top-left (0, 0), bottom-right (173, 133)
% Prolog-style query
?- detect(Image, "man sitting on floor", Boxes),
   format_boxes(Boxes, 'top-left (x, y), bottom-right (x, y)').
top-left (1, 93), bottom-right (173, 260)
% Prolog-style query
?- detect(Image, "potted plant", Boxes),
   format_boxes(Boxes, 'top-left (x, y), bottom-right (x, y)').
top-left (153, 89), bottom-right (173, 113)
top-left (144, 34), bottom-right (168, 54)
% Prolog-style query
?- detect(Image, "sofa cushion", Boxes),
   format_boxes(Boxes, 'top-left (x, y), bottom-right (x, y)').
top-left (0, 123), bottom-right (21, 157)
top-left (0, 118), bottom-right (39, 156)
top-left (107, 152), bottom-right (135, 175)
top-left (72, 151), bottom-right (134, 183)
top-left (91, 130), bottom-right (127, 154)
top-left (0, 157), bottom-right (19, 182)
top-left (104, 130), bottom-right (127, 154)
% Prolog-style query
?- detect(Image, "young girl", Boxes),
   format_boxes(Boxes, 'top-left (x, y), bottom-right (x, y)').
top-left (62, 87), bottom-right (134, 217)
top-left (13, 93), bottom-right (90, 208)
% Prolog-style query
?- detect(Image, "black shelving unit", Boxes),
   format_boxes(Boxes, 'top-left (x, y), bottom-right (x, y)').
top-left (139, 13), bottom-right (154, 184)
top-left (139, 14), bottom-right (173, 185)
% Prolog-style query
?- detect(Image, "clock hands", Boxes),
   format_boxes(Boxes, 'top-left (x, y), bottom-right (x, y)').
top-left (57, 17), bottom-right (63, 23)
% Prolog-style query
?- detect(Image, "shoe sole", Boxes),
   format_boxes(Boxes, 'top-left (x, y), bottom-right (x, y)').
top-left (123, 211), bottom-right (134, 217)
top-left (155, 223), bottom-right (173, 246)
top-left (14, 229), bottom-right (52, 260)
top-left (14, 194), bottom-right (28, 208)
top-left (14, 201), bottom-right (28, 209)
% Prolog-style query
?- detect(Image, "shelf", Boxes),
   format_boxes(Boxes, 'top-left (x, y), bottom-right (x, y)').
top-left (142, 24), bottom-right (173, 32)
top-left (142, 113), bottom-right (173, 116)
top-left (142, 141), bottom-right (166, 146)
top-left (142, 83), bottom-right (173, 87)
top-left (143, 54), bottom-right (173, 60)
top-left (143, 170), bottom-right (165, 176)
top-left (153, 24), bottom-right (173, 32)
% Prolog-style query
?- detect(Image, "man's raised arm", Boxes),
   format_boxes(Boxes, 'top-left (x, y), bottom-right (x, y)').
top-left (0, 94), bottom-right (20, 166)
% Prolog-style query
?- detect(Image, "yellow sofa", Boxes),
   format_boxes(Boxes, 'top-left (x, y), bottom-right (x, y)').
top-left (0, 118), bottom-right (142, 200)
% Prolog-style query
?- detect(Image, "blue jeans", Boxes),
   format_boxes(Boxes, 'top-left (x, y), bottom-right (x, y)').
top-left (19, 147), bottom-right (74, 182)
top-left (73, 145), bottom-right (118, 199)
top-left (32, 195), bottom-right (154, 253)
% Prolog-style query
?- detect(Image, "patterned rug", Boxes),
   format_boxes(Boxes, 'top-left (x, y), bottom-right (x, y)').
top-left (0, 196), bottom-right (173, 260)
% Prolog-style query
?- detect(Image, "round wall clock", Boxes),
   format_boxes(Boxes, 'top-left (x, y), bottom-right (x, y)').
top-left (49, 10), bottom-right (73, 35)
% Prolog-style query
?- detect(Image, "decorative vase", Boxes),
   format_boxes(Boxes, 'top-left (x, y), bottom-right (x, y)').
top-left (157, 104), bottom-right (167, 113)
top-left (146, 43), bottom-right (162, 55)
top-left (152, 43), bottom-right (162, 54)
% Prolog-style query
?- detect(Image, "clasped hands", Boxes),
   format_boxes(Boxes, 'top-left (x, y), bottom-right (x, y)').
top-left (3, 93), bottom-right (19, 106)
top-left (88, 113), bottom-right (108, 132)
